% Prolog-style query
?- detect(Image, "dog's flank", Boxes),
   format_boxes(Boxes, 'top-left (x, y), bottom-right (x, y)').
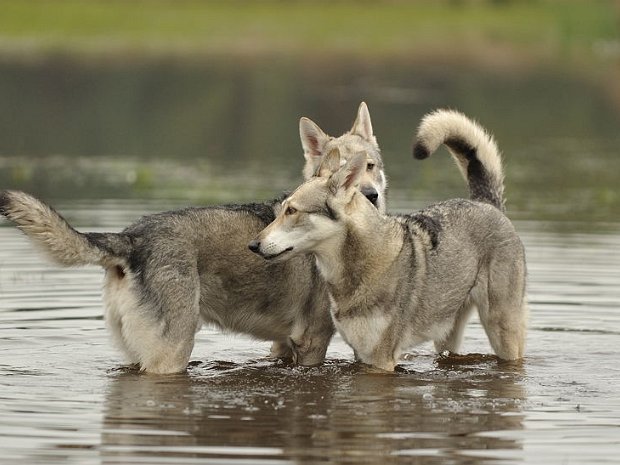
top-left (0, 102), bottom-right (388, 374)
top-left (251, 110), bottom-right (527, 371)
top-left (413, 109), bottom-right (505, 211)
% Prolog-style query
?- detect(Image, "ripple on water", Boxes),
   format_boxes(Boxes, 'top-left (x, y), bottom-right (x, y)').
top-left (1, 214), bottom-right (620, 464)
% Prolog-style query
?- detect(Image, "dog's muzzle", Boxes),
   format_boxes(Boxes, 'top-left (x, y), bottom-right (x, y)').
top-left (361, 187), bottom-right (379, 207)
top-left (248, 240), bottom-right (293, 260)
top-left (248, 240), bottom-right (261, 254)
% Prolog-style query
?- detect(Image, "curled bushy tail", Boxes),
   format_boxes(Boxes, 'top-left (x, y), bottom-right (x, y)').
top-left (0, 190), bottom-right (131, 267)
top-left (413, 110), bottom-right (505, 211)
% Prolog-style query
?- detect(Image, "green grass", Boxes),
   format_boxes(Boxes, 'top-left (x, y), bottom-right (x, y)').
top-left (0, 0), bottom-right (617, 61)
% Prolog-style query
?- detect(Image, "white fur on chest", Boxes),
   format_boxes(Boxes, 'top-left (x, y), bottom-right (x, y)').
top-left (329, 295), bottom-right (391, 361)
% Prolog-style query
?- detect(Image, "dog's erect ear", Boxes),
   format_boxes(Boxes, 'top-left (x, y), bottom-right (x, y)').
top-left (350, 102), bottom-right (374, 142)
top-left (327, 152), bottom-right (367, 200)
top-left (317, 147), bottom-right (341, 178)
top-left (300, 117), bottom-right (330, 158)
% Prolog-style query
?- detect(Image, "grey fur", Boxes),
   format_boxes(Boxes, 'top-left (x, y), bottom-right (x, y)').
top-left (0, 102), bottom-right (388, 374)
top-left (252, 110), bottom-right (527, 371)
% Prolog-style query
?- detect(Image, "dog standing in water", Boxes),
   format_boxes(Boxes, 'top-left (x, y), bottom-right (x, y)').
top-left (0, 103), bottom-right (388, 373)
top-left (250, 110), bottom-right (527, 371)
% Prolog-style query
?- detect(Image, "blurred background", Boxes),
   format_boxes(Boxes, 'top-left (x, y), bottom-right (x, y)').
top-left (1, 4), bottom-right (620, 463)
top-left (0, 0), bottom-right (619, 226)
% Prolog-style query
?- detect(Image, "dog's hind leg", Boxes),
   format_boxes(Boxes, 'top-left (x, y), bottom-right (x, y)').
top-left (105, 263), bottom-right (201, 374)
top-left (434, 302), bottom-right (476, 355)
top-left (104, 268), bottom-right (144, 367)
top-left (287, 291), bottom-right (335, 366)
top-left (289, 329), bottom-right (333, 367)
top-left (479, 298), bottom-right (527, 361)
top-left (477, 256), bottom-right (528, 361)
top-left (268, 335), bottom-right (332, 367)
top-left (142, 266), bottom-right (201, 374)
top-left (268, 326), bottom-right (331, 366)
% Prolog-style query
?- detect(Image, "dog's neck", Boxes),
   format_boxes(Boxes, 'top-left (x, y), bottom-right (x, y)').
top-left (313, 206), bottom-right (404, 308)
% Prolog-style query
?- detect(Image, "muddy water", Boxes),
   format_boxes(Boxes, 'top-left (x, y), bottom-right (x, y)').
top-left (1, 56), bottom-right (620, 463)
top-left (1, 204), bottom-right (619, 464)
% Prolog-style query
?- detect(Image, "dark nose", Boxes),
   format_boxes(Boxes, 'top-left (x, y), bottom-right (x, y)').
top-left (248, 240), bottom-right (261, 253)
top-left (361, 187), bottom-right (379, 206)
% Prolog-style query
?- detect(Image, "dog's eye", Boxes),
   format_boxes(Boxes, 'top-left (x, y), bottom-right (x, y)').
top-left (367, 163), bottom-right (375, 171)
top-left (285, 206), bottom-right (297, 215)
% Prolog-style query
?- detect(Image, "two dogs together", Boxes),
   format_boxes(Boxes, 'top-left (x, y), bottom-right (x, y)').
top-left (0, 104), bottom-right (527, 374)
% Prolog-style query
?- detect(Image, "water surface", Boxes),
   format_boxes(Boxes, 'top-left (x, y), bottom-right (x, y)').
top-left (1, 203), bottom-right (619, 464)
top-left (1, 57), bottom-right (620, 464)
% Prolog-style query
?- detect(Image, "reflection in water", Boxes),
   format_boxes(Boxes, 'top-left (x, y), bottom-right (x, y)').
top-left (1, 53), bottom-right (620, 464)
top-left (1, 215), bottom-right (620, 464)
top-left (101, 357), bottom-right (525, 464)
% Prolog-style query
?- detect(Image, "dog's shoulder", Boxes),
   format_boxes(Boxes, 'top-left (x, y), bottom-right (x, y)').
top-left (215, 197), bottom-right (282, 225)
top-left (396, 211), bottom-right (443, 250)
top-left (396, 199), bottom-right (484, 249)
top-left (400, 198), bottom-right (514, 253)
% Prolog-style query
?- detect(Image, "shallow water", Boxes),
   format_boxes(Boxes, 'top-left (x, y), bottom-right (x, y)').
top-left (1, 203), bottom-right (619, 464)
top-left (1, 55), bottom-right (620, 463)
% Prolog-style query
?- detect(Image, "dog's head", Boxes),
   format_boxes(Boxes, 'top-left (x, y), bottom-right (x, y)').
top-left (249, 150), bottom-right (373, 262)
top-left (300, 102), bottom-right (387, 213)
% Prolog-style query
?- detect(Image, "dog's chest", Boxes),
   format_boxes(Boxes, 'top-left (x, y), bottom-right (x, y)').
top-left (329, 296), bottom-right (391, 358)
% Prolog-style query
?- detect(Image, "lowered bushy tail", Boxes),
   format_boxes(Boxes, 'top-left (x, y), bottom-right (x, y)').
top-left (413, 110), bottom-right (505, 211)
top-left (0, 190), bottom-right (131, 267)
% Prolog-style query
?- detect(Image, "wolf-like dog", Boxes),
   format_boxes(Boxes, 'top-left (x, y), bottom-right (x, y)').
top-left (0, 103), bottom-right (387, 374)
top-left (250, 110), bottom-right (527, 371)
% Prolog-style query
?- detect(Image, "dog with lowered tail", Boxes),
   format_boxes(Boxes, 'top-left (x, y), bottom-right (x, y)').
top-left (0, 103), bottom-right (388, 374)
top-left (250, 110), bottom-right (527, 371)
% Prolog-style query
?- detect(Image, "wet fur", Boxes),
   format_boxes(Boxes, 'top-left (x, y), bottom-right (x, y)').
top-left (0, 103), bottom-right (387, 374)
top-left (253, 109), bottom-right (527, 371)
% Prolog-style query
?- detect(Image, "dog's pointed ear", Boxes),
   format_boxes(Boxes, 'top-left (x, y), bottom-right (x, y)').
top-left (317, 147), bottom-right (341, 178)
top-left (350, 102), bottom-right (374, 142)
top-left (328, 152), bottom-right (367, 200)
top-left (300, 117), bottom-right (329, 159)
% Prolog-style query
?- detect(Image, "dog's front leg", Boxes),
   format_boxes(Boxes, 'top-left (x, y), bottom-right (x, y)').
top-left (269, 341), bottom-right (294, 361)
top-left (362, 327), bottom-right (401, 372)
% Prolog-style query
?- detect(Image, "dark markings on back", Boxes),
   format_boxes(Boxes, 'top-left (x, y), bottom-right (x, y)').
top-left (407, 213), bottom-right (442, 249)
top-left (216, 192), bottom-right (287, 225)
top-left (218, 202), bottom-right (277, 225)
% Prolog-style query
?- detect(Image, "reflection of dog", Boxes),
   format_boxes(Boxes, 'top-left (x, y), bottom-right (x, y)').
top-left (0, 103), bottom-right (387, 374)
top-left (251, 110), bottom-right (527, 371)
top-left (101, 359), bottom-right (525, 463)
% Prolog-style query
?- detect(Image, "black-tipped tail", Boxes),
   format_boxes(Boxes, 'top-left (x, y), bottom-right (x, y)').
top-left (412, 143), bottom-right (430, 160)
top-left (413, 110), bottom-right (505, 211)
